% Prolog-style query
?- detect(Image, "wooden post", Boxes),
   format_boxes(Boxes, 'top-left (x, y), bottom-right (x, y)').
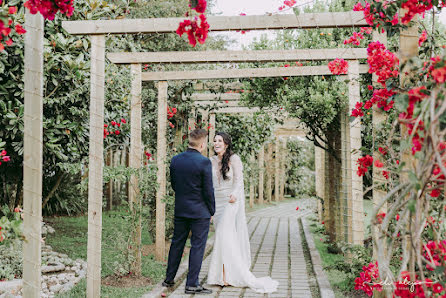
top-left (156, 81), bottom-right (168, 262)
top-left (399, 13), bottom-right (419, 280)
top-left (372, 30), bottom-right (388, 261)
top-left (339, 112), bottom-right (348, 242)
top-left (258, 145), bottom-right (265, 204)
top-left (266, 143), bottom-right (273, 202)
top-left (188, 108), bottom-right (196, 133)
top-left (279, 139), bottom-right (286, 199)
top-left (334, 127), bottom-right (343, 242)
top-left (209, 113), bottom-right (216, 157)
top-left (325, 131), bottom-right (338, 242)
top-left (106, 149), bottom-right (113, 211)
top-left (129, 64), bottom-right (142, 275)
top-left (323, 147), bottom-right (330, 226)
top-left (23, 10), bottom-right (44, 298)
top-left (274, 138), bottom-right (280, 201)
top-left (348, 60), bottom-right (364, 245)
top-left (249, 154), bottom-right (255, 208)
top-left (315, 146), bottom-right (326, 223)
top-left (114, 149), bottom-right (121, 205)
top-left (201, 109), bottom-right (209, 157)
top-left (86, 34), bottom-right (105, 298)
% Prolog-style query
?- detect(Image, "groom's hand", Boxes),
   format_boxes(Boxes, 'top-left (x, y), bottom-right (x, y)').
top-left (210, 216), bottom-right (213, 223)
top-left (228, 194), bottom-right (236, 203)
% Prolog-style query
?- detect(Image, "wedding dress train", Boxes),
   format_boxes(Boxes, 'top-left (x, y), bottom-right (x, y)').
top-left (207, 154), bottom-right (279, 293)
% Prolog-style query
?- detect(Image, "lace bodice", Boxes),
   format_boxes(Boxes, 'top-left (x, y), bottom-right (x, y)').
top-left (210, 154), bottom-right (244, 201)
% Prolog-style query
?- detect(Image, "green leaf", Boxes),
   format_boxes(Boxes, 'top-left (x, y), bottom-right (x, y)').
top-left (189, 0), bottom-right (198, 9)
top-left (408, 199), bottom-right (416, 213)
top-left (408, 172), bottom-right (421, 190)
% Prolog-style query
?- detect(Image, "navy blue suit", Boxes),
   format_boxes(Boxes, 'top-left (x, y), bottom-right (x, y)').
top-left (166, 148), bottom-right (215, 287)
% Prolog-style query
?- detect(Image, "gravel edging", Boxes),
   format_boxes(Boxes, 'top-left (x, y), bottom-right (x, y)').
top-left (141, 237), bottom-right (215, 298)
top-left (301, 218), bottom-right (335, 298)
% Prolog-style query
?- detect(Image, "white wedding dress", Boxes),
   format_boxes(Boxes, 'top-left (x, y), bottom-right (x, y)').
top-left (207, 154), bottom-right (279, 293)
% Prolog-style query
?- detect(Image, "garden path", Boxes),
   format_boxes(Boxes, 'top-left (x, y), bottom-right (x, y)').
top-left (164, 198), bottom-right (324, 298)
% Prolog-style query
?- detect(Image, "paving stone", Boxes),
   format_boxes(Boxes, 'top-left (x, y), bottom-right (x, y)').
top-left (152, 199), bottom-right (329, 297)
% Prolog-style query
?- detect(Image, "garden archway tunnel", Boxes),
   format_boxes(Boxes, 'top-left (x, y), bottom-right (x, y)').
top-left (22, 11), bottom-right (379, 297)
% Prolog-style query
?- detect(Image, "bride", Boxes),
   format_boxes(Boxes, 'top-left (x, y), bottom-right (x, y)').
top-left (207, 132), bottom-right (279, 293)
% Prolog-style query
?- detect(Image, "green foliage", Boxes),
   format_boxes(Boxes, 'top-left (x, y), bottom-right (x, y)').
top-left (326, 242), bottom-right (373, 283)
top-left (0, 205), bottom-right (24, 244)
top-left (0, 0), bottom-right (228, 215)
top-left (0, 240), bottom-right (22, 280)
top-left (286, 140), bottom-right (315, 197)
top-left (239, 0), bottom-right (368, 155)
top-left (46, 208), bottom-right (167, 296)
top-left (215, 113), bottom-right (276, 163)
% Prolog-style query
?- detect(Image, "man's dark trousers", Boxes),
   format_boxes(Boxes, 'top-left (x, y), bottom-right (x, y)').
top-left (165, 217), bottom-right (210, 287)
top-left (165, 148), bottom-right (215, 287)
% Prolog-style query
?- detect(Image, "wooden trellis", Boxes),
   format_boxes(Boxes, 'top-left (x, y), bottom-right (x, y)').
top-left (15, 12), bottom-right (371, 296)
top-left (103, 60), bottom-right (366, 294)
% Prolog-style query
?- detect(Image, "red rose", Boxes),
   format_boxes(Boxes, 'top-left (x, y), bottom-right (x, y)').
top-left (14, 24), bottom-right (26, 35)
top-left (8, 6), bottom-right (17, 14)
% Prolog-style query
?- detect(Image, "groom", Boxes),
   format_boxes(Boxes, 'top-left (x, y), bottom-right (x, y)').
top-left (163, 128), bottom-right (215, 295)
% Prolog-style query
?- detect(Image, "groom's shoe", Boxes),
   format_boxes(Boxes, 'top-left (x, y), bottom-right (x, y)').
top-left (185, 285), bottom-right (213, 294)
top-left (162, 280), bottom-right (175, 288)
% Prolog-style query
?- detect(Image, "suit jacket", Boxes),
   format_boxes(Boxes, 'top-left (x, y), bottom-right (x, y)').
top-left (170, 148), bottom-right (216, 218)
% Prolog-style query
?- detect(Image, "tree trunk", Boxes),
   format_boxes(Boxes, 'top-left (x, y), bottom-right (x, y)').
top-left (42, 173), bottom-right (65, 208)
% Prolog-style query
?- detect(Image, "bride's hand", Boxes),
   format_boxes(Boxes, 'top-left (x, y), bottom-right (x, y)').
top-left (228, 194), bottom-right (236, 203)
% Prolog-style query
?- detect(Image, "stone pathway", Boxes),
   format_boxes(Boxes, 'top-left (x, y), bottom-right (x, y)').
top-left (167, 198), bottom-right (317, 298)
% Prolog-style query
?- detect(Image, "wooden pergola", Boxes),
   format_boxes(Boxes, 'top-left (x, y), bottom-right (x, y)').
top-left (22, 11), bottom-right (372, 297)
top-left (110, 57), bottom-right (367, 257)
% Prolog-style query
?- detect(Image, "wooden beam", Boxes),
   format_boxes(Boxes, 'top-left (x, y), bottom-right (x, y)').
top-left (194, 101), bottom-right (243, 108)
top-left (23, 10), bottom-right (44, 298)
top-left (141, 64), bottom-right (369, 81)
top-left (190, 93), bottom-right (241, 101)
top-left (86, 35), bottom-right (105, 298)
top-left (129, 63), bottom-right (142, 275)
top-left (62, 12), bottom-right (368, 35)
top-left (155, 81), bottom-right (167, 262)
top-left (194, 82), bottom-right (244, 90)
top-left (108, 48), bottom-right (367, 64)
top-left (275, 128), bottom-right (306, 137)
top-left (210, 107), bottom-right (261, 114)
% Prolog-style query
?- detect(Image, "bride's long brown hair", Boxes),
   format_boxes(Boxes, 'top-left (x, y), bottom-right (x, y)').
top-left (215, 132), bottom-right (234, 180)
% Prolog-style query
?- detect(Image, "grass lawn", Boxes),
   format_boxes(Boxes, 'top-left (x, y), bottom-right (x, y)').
top-left (45, 208), bottom-right (167, 298)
